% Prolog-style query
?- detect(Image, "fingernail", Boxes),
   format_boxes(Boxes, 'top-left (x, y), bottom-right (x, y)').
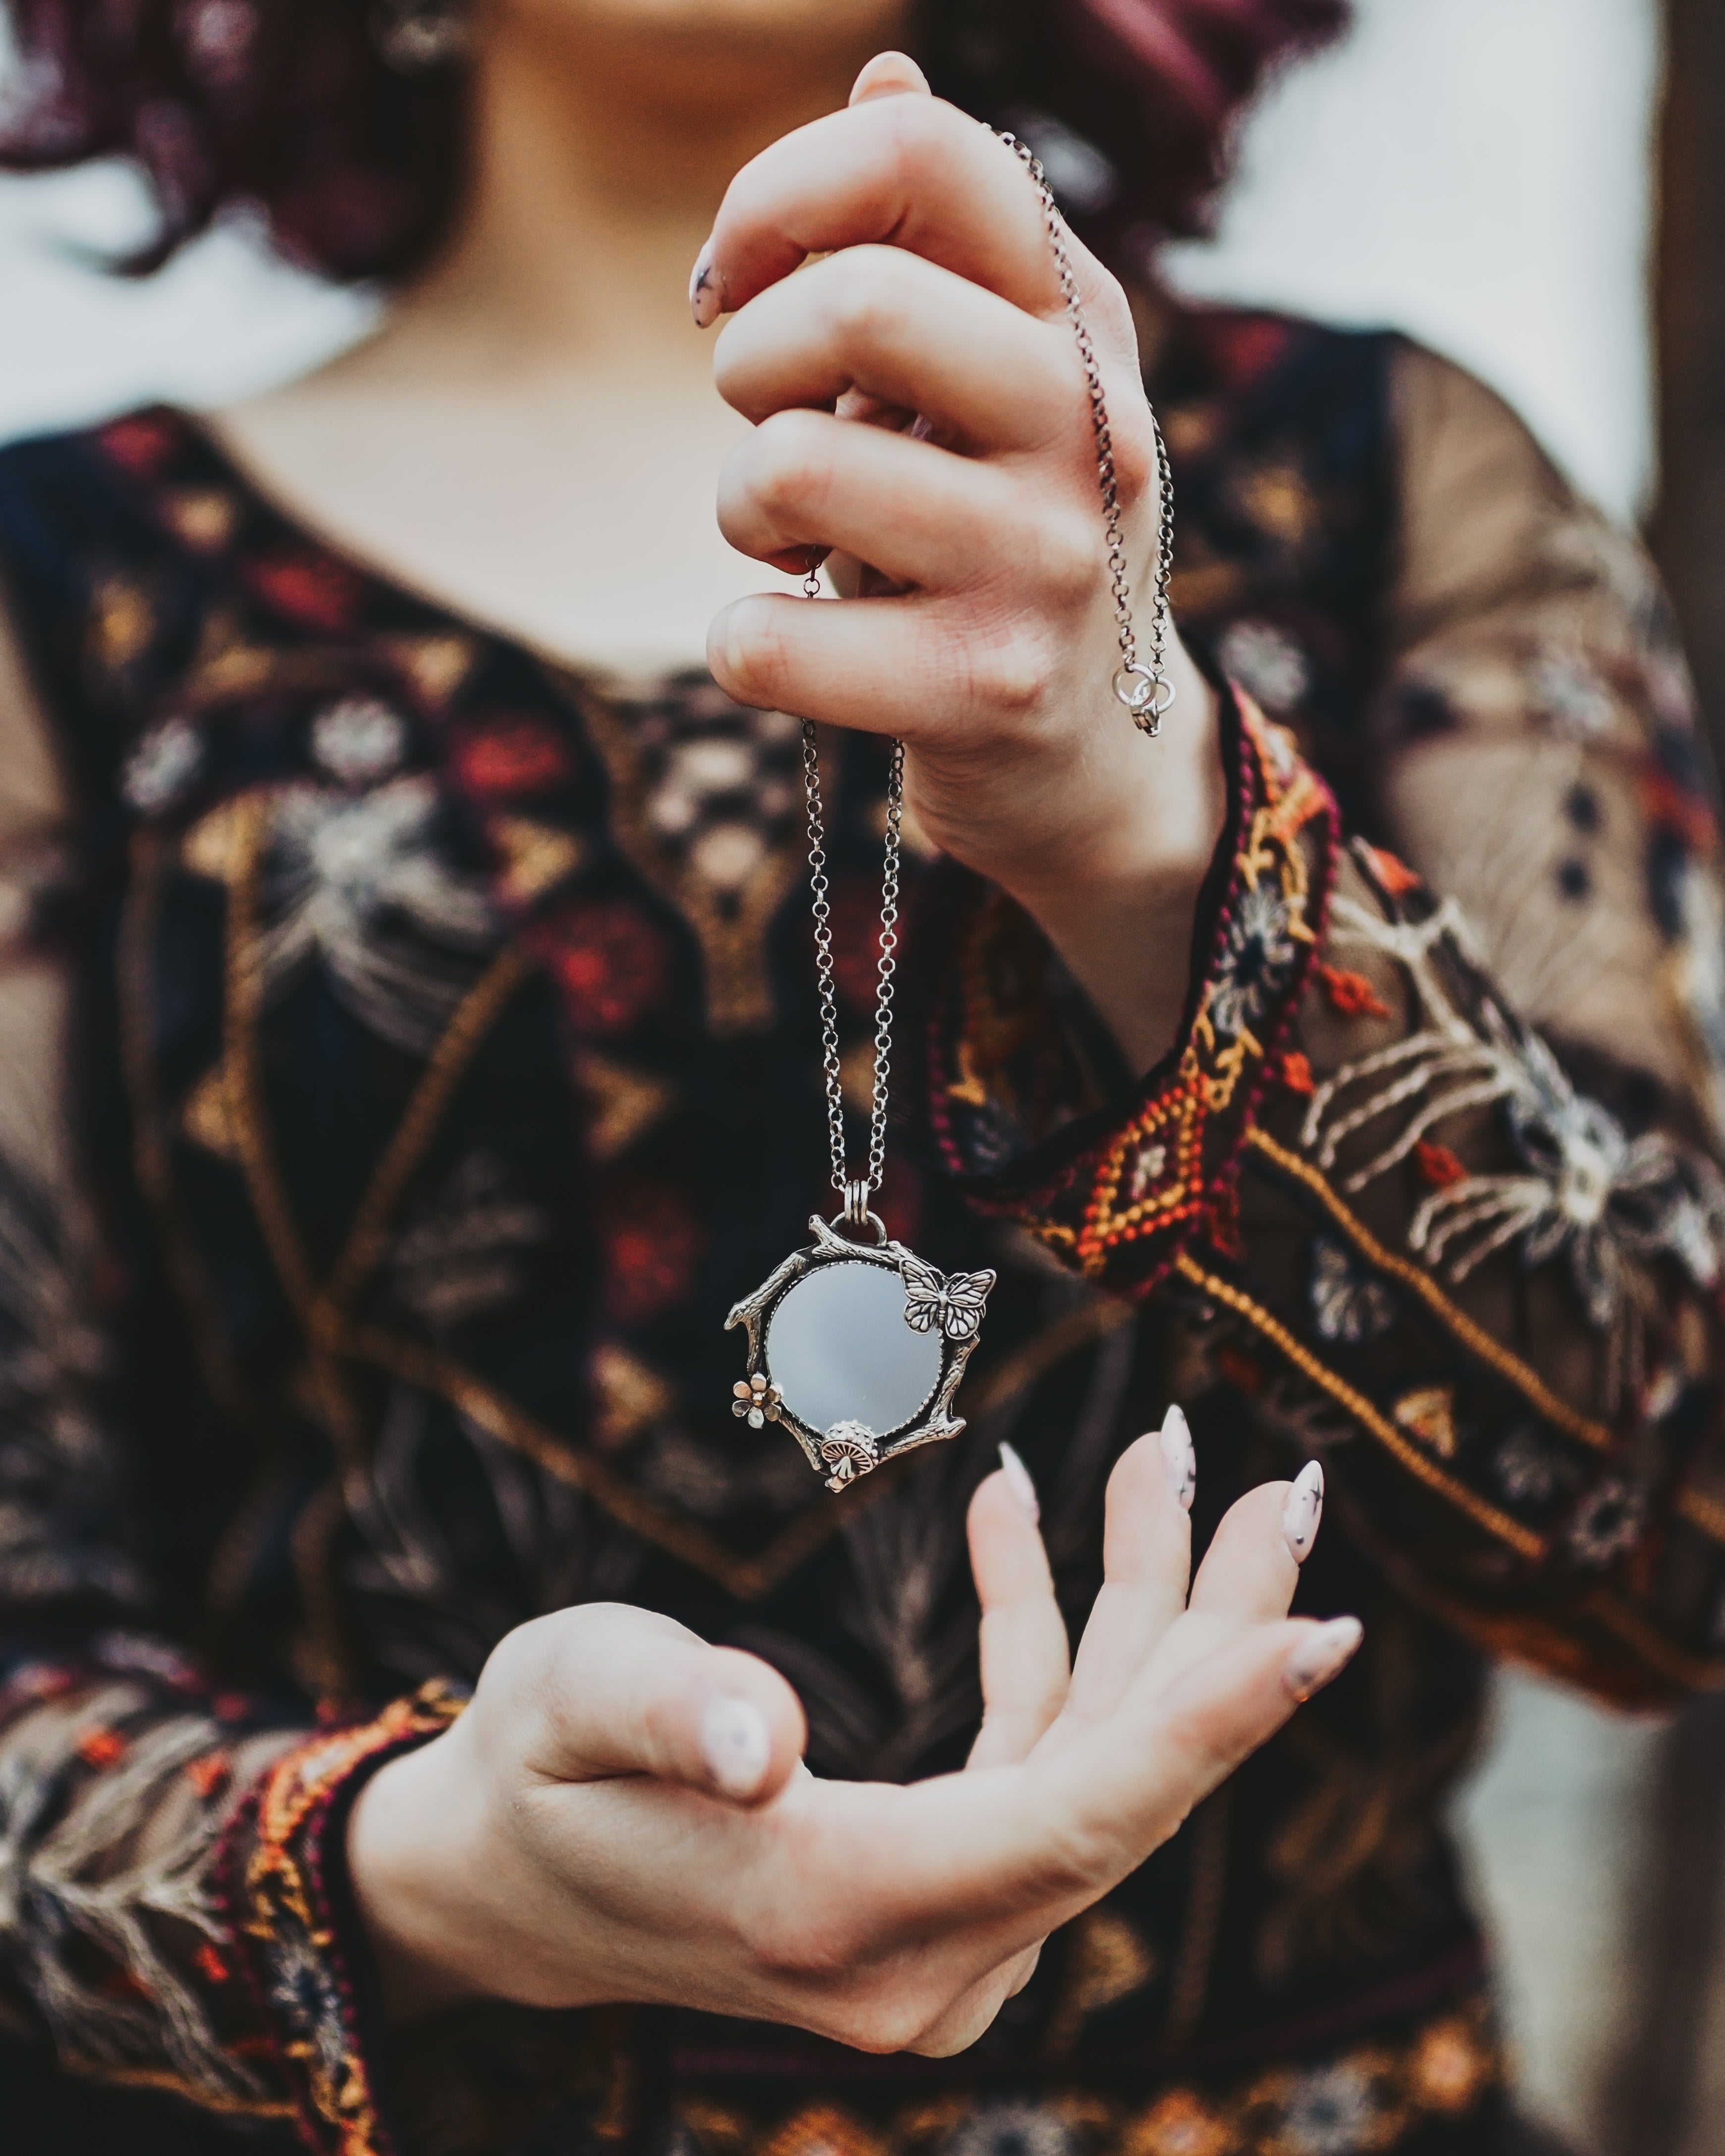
top-left (689, 241), bottom-right (725, 328)
top-left (1159, 1405), bottom-right (1196, 1513)
top-left (1283, 1616), bottom-right (1363, 1703)
top-left (702, 1695), bottom-right (771, 1798)
top-left (1282, 1459), bottom-right (1324, 1563)
top-left (998, 1441), bottom-right (1040, 1522)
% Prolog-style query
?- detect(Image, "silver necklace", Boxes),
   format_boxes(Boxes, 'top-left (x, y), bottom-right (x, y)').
top-left (727, 134), bottom-right (1176, 1495)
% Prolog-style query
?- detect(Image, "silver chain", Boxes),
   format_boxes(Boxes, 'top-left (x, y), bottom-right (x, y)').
top-left (800, 136), bottom-right (1173, 1220)
top-left (801, 668), bottom-right (903, 1222)
top-left (1001, 132), bottom-right (1177, 736)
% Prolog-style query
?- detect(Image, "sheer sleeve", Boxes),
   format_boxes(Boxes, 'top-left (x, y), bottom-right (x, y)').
top-left (919, 342), bottom-right (1725, 1704)
top-left (0, 590), bottom-right (462, 2150)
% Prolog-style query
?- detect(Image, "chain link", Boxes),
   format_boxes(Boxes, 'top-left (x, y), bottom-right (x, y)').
top-left (797, 139), bottom-right (1175, 1206)
top-left (1000, 133), bottom-right (1177, 737)
top-left (801, 713), bottom-right (904, 1206)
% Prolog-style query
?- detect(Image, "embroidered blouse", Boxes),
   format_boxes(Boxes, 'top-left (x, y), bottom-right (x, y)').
top-left (0, 308), bottom-right (1720, 2156)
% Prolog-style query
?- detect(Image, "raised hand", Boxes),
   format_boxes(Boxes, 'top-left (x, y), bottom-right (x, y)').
top-left (693, 55), bottom-right (1229, 1068)
top-left (348, 1416), bottom-right (1357, 2052)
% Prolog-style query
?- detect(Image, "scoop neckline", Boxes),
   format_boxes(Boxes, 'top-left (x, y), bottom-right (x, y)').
top-left (128, 405), bottom-right (704, 696)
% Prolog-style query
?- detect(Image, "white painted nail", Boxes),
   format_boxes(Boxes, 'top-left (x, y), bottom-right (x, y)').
top-left (701, 1695), bottom-right (771, 1798)
top-left (1282, 1459), bottom-right (1324, 1563)
top-left (998, 1441), bottom-right (1040, 1522)
top-left (689, 242), bottom-right (725, 328)
top-left (1283, 1616), bottom-right (1363, 1703)
top-left (1159, 1404), bottom-right (1196, 1512)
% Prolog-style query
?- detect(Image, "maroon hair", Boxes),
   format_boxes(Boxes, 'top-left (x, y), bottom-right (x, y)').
top-left (0, 0), bottom-right (1348, 282)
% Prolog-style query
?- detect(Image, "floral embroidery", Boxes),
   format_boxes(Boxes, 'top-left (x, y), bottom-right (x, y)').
top-left (123, 713), bottom-right (204, 813)
top-left (1210, 879), bottom-right (1299, 1044)
top-left (224, 1682), bottom-right (466, 2155)
top-left (388, 1151), bottom-right (550, 1332)
top-left (1309, 1236), bottom-right (1396, 1345)
top-left (1494, 1427), bottom-right (1580, 1507)
top-left (1216, 618), bottom-right (1311, 716)
top-left (940, 695), bottom-right (1334, 1289)
top-left (1565, 1475), bottom-right (1647, 1568)
top-left (255, 775), bottom-right (502, 1055)
top-left (311, 697), bottom-right (410, 788)
top-left (1302, 884), bottom-right (1725, 1404)
top-left (676, 1999), bottom-right (1497, 2156)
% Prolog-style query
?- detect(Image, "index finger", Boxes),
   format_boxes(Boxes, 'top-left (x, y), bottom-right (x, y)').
top-left (693, 94), bottom-right (1100, 328)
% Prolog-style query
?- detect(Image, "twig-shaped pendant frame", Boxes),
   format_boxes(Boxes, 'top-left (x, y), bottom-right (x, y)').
top-left (727, 1214), bottom-right (996, 1493)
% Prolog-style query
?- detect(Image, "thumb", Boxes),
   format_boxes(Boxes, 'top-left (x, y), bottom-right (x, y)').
top-left (503, 1603), bottom-right (808, 1808)
top-left (849, 51), bottom-right (932, 104)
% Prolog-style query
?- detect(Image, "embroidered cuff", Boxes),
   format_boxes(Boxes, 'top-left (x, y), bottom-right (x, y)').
top-left (218, 1680), bottom-right (468, 2156)
top-left (920, 686), bottom-right (1338, 1297)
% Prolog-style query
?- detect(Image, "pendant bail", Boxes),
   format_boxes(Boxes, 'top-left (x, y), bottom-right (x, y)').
top-left (844, 1178), bottom-right (872, 1228)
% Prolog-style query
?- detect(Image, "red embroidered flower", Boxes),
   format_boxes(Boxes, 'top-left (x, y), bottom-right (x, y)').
top-left (1319, 965), bottom-right (1390, 1020)
top-left (600, 1185), bottom-right (703, 1324)
top-left (185, 1753), bottom-right (230, 1798)
top-left (534, 899), bottom-right (672, 1035)
top-left (76, 1729), bottom-right (127, 1770)
top-left (99, 413), bottom-right (180, 476)
top-left (1364, 844), bottom-right (1423, 897)
top-left (247, 553), bottom-right (366, 633)
top-left (454, 715), bottom-right (574, 799)
top-left (1415, 1140), bottom-right (1469, 1189)
top-left (1280, 1050), bottom-right (1314, 1094)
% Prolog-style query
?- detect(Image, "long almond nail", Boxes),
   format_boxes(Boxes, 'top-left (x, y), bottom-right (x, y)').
top-left (702, 1695), bottom-right (771, 1797)
top-left (1159, 1404), bottom-right (1196, 1513)
top-left (689, 242), bottom-right (725, 328)
top-left (998, 1441), bottom-right (1040, 1522)
top-left (1282, 1459), bottom-right (1323, 1563)
top-left (1283, 1616), bottom-right (1363, 1703)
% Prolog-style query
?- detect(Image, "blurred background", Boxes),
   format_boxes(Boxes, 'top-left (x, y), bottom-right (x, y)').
top-left (2, 2), bottom-right (1723, 2151)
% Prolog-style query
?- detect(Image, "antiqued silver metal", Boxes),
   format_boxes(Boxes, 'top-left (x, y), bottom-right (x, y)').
top-left (727, 1215), bottom-right (996, 1493)
top-left (729, 146), bottom-right (1164, 1484)
top-left (999, 131), bottom-right (1178, 737)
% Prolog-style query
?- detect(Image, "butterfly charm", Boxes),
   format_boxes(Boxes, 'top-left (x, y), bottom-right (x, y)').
top-left (901, 1256), bottom-right (997, 1342)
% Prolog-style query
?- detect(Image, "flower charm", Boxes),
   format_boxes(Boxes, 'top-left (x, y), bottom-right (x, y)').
top-left (731, 1373), bottom-right (782, 1430)
top-left (818, 1420), bottom-right (880, 1492)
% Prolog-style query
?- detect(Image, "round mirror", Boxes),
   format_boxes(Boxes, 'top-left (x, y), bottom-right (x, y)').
top-left (766, 1259), bottom-right (944, 1438)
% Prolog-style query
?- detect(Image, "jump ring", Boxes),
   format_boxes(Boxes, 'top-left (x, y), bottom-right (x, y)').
top-left (1113, 663), bottom-right (1175, 722)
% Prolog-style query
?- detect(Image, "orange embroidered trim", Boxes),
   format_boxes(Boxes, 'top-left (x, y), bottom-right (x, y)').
top-left (1363, 843), bottom-right (1423, 898)
top-left (231, 1682), bottom-right (466, 2156)
top-left (1317, 965), bottom-right (1390, 1020)
top-left (675, 1995), bottom-right (1498, 2156)
top-left (1053, 701), bottom-right (1331, 1276)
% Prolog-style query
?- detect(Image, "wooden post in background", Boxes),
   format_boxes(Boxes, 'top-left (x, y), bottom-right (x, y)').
top-left (1611, 21), bottom-right (1725, 2155)
top-left (1649, 0), bottom-right (1725, 768)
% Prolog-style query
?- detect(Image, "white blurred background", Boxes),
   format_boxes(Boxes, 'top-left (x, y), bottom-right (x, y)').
top-left (0, 2), bottom-right (1683, 2151)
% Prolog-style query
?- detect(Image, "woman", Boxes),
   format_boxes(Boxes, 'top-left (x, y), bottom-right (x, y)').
top-left (0, 1), bottom-right (1720, 2153)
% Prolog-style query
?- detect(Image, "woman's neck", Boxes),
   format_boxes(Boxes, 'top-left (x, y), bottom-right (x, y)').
top-left (374, 11), bottom-right (905, 389)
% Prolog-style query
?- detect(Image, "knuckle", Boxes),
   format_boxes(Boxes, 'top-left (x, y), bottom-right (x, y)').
top-left (749, 410), bottom-right (832, 523)
top-left (971, 623), bottom-right (1056, 717)
top-left (824, 248), bottom-right (913, 355)
top-left (1110, 417), bottom-right (1158, 509)
top-left (1035, 512), bottom-right (1102, 606)
top-left (840, 1991), bottom-right (938, 2057)
top-left (713, 596), bottom-right (790, 709)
